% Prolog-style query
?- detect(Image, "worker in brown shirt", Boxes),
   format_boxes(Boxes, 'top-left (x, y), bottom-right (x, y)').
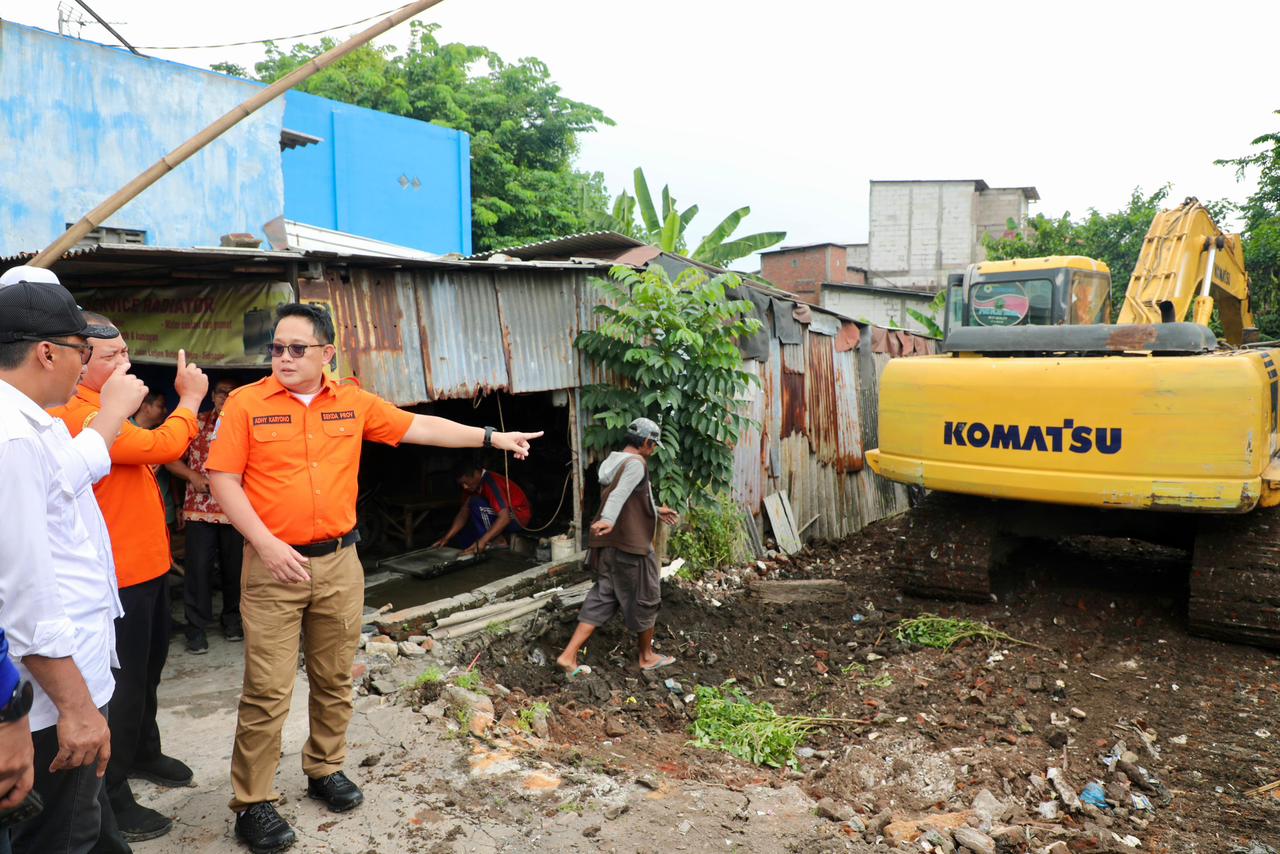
top-left (556, 418), bottom-right (679, 679)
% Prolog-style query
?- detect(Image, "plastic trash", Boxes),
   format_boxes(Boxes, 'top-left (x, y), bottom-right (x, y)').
top-left (527, 648), bottom-right (547, 667)
top-left (1130, 793), bottom-right (1154, 812)
top-left (851, 613), bottom-right (865, 623)
top-left (1080, 781), bottom-right (1108, 809)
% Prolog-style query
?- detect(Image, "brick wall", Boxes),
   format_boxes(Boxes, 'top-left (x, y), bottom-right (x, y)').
top-left (760, 244), bottom-right (849, 302)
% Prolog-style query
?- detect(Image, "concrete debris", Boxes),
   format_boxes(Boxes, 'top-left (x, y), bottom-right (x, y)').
top-left (814, 797), bottom-right (855, 823)
top-left (365, 639), bottom-right (399, 659)
top-left (951, 826), bottom-right (997, 854)
top-left (443, 685), bottom-right (495, 736)
top-left (398, 640), bottom-right (427, 657)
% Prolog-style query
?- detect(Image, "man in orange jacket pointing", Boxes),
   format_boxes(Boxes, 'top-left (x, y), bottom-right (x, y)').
top-left (50, 315), bottom-right (208, 846)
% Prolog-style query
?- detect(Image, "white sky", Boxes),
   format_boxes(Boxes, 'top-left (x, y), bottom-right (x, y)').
top-left (3, 0), bottom-right (1278, 264)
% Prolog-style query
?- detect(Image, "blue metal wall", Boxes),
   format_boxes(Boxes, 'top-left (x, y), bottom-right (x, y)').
top-left (0, 22), bottom-right (473, 258)
top-left (0, 21), bottom-right (285, 256)
top-left (282, 92), bottom-right (471, 256)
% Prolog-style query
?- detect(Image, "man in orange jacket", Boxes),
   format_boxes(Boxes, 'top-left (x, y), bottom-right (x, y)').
top-left (50, 315), bottom-right (208, 846)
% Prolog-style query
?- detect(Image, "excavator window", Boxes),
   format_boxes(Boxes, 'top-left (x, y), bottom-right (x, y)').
top-left (970, 279), bottom-right (1054, 327)
top-left (1070, 272), bottom-right (1111, 325)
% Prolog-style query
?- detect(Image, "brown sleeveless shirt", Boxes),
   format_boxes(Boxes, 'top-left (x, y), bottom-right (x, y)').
top-left (587, 455), bottom-right (656, 555)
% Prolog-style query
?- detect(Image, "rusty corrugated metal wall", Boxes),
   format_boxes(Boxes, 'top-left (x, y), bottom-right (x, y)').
top-left (317, 260), bottom-right (927, 544)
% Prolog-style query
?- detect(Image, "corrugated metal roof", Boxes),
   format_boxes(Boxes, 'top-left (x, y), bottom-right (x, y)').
top-left (468, 231), bottom-right (646, 261)
top-left (496, 270), bottom-right (583, 394)
top-left (416, 269), bottom-right (509, 400)
top-left (324, 268), bottom-right (429, 406)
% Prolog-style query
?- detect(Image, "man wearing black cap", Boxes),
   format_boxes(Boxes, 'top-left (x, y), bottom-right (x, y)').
top-left (556, 417), bottom-right (680, 679)
top-left (0, 270), bottom-right (148, 854)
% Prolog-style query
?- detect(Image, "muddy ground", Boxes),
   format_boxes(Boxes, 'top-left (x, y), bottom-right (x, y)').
top-left (471, 516), bottom-right (1280, 852)
top-left (140, 514), bottom-right (1280, 853)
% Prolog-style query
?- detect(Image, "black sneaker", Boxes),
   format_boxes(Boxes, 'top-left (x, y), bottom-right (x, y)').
top-left (224, 618), bottom-right (244, 642)
top-left (131, 753), bottom-right (194, 787)
top-left (306, 771), bottom-right (363, 813)
top-left (234, 802), bottom-right (296, 854)
top-left (114, 801), bottom-right (173, 842)
top-left (186, 630), bottom-right (209, 655)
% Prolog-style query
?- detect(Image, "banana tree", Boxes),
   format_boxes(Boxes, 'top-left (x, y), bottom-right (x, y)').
top-left (608, 168), bottom-right (785, 267)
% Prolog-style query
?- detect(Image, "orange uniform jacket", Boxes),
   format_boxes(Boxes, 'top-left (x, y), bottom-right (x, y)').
top-left (205, 374), bottom-right (414, 546)
top-left (51, 386), bottom-right (198, 589)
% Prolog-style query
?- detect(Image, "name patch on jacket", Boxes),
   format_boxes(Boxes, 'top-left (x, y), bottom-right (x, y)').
top-left (321, 410), bottom-right (356, 422)
top-left (252, 415), bottom-right (293, 426)
top-left (942, 420), bottom-right (1122, 455)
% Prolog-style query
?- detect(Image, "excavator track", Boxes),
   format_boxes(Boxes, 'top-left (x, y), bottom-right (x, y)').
top-left (1189, 509), bottom-right (1280, 649)
top-left (899, 493), bottom-right (998, 602)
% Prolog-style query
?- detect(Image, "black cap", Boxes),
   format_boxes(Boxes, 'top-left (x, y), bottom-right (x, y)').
top-left (0, 281), bottom-right (119, 343)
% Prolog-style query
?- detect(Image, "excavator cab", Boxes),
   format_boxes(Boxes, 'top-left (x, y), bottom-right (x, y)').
top-left (944, 256), bottom-right (1112, 337)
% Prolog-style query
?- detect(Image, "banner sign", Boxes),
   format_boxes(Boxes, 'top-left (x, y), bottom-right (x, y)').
top-left (73, 281), bottom-right (294, 367)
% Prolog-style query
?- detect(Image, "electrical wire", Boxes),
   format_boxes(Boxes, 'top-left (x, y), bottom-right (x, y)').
top-left (471, 390), bottom-right (575, 538)
top-left (130, 6), bottom-right (405, 51)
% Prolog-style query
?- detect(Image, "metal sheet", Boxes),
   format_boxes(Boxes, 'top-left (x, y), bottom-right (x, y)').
top-left (806, 334), bottom-right (840, 466)
top-left (324, 268), bottom-right (429, 405)
top-left (577, 275), bottom-right (623, 388)
top-left (497, 270), bottom-right (582, 393)
top-left (833, 345), bottom-right (865, 472)
top-left (731, 361), bottom-right (765, 512)
top-left (415, 269), bottom-right (509, 399)
top-left (781, 342), bottom-right (805, 373)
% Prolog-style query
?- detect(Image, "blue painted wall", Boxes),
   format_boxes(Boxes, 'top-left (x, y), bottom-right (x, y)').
top-left (282, 92), bottom-right (471, 256)
top-left (0, 21), bottom-right (284, 256)
top-left (0, 22), bottom-right (472, 258)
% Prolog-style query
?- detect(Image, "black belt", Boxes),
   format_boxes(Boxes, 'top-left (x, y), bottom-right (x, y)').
top-left (292, 530), bottom-right (360, 558)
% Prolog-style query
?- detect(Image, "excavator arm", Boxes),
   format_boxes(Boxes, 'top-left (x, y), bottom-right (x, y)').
top-left (1118, 198), bottom-right (1255, 345)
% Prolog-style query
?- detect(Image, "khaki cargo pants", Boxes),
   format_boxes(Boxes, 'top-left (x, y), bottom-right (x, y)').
top-left (229, 542), bottom-right (363, 810)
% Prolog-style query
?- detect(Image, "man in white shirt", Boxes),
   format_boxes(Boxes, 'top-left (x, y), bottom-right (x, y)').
top-left (0, 272), bottom-right (147, 854)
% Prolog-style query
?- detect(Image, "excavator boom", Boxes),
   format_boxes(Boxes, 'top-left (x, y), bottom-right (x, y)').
top-left (1118, 198), bottom-right (1255, 345)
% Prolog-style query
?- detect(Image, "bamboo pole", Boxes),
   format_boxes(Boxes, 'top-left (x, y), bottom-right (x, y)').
top-left (30, 0), bottom-right (448, 268)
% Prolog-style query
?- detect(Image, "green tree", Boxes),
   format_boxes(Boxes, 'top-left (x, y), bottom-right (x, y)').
top-left (597, 168), bottom-right (785, 267)
top-left (224, 23), bottom-right (613, 252)
top-left (1217, 110), bottom-right (1280, 338)
top-left (576, 265), bottom-right (761, 508)
top-left (982, 186), bottom-right (1170, 314)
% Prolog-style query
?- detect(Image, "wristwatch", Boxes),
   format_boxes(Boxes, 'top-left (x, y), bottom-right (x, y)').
top-left (483, 426), bottom-right (495, 449)
top-left (0, 680), bottom-right (32, 724)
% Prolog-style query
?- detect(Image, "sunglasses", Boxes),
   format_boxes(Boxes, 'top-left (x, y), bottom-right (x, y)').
top-left (24, 337), bottom-right (94, 365)
top-left (267, 342), bottom-right (327, 359)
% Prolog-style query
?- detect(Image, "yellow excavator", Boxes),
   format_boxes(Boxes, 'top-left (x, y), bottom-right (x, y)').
top-left (866, 198), bottom-right (1280, 647)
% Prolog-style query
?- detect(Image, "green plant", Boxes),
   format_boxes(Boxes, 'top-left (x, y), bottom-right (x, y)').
top-left (669, 492), bottom-right (750, 578)
top-left (1218, 110), bottom-right (1280, 339)
top-left (516, 701), bottom-right (551, 733)
top-left (839, 662), bottom-right (866, 677)
top-left (556, 799), bottom-right (585, 815)
top-left (895, 614), bottom-right (1045, 651)
top-left (577, 265), bottom-right (761, 509)
top-left (906, 290), bottom-right (947, 338)
top-left (859, 673), bottom-right (893, 691)
top-left (454, 669), bottom-right (484, 691)
top-left (484, 620), bottom-right (510, 638)
top-left (414, 665), bottom-right (445, 687)
top-left (687, 681), bottom-right (862, 769)
top-left (595, 168), bottom-right (785, 267)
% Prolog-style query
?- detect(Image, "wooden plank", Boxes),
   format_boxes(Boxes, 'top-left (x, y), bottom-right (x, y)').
top-left (746, 579), bottom-right (849, 604)
top-left (764, 491), bottom-right (802, 554)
